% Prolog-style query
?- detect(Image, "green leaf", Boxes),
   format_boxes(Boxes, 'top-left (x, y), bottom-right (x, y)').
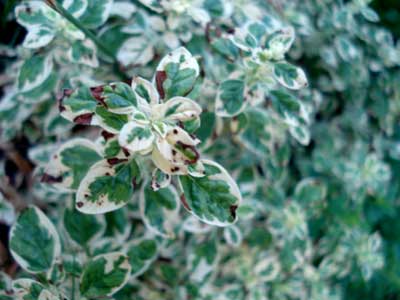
top-left (78, 0), bottom-right (113, 28)
top-left (273, 62), bottom-right (308, 90)
top-left (9, 206), bottom-right (60, 273)
top-left (127, 238), bottom-right (158, 277)
top-left (102, 82), bottom-right (137, 112)
top-left (156, 47), bottom-right (199, 99)
top-left (211, 38), bottom-right (239, 61)
top-left (76, 159), bottom-right (141, 214)
top-left (236, 108), bottom-right (272, 157)
top-left (140, 184), bottom-right (179, 238)
top-left (80, 252), bottom-right (131, 298)
top-left (215, 79), bottom-right (246, 117)
top-left (178, 160), bottom-right (241, 226)
top-left (95, 106), bottom-right (129, 133)
top-left (67, 39), bottom-right (99, 68)
top-left (63, 207), bottom-right (104, 246)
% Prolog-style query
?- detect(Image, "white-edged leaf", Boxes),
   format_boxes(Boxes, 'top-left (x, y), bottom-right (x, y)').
top-left (75, 159), bottom-right (140, 214)
top-left (79, 252), bottom-right (131, 298)
top-left (42, 138), bottom-right (102, 191)
top-left (118, 121), bottom-right (154, 154)
top-left (0, 192), bottom-right (15, 226)
top-left (126, 237), bottom-right (159, 277)
top-left (117, 36), bottom-right (154, 67)
top-left (178, 159), bottom-right (242, 226)
top-left (159, 96), bottom-right (202, 122)
top-left (215, 79), bottom-right (246, 117)
top-left (17, 55), bottom-right (53, 92)
top-left (273, 62), bottom-right (308, 90)
top-left (140, 183), bottom-right (180, 238)
top-left (9, 206), bottom-right (61, 274)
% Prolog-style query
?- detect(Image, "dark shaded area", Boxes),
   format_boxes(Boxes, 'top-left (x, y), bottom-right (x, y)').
top-left (372, 0), bottom-right (400, 39)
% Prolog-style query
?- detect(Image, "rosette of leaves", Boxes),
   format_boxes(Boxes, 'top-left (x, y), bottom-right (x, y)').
top-left (43, 47), bottom-right (241, 227)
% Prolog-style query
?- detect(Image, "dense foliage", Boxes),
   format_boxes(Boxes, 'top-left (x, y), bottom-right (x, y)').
top-left (1, 0), bottom-right (400, 299)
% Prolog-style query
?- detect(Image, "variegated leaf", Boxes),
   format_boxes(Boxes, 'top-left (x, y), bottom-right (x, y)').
top-left (79, 252), bottom-right (131, 298)
top-left (9, 206), bottom-right (61, 274)
top-left (117, 36), bottom-right (154, 67)
top-left (63, 206), bottom-right (104, 246)
top-left (140, 183), bottom-right (180, 238)
top-left (154, 47), bottom-right (200, 99)
top-left (42, 138), bottom-right (102, 191)
top-left (76, 159), bottom-right (140, 214)
top-left (118, 121), bottom-right (154, 154)
top-left (78, 0), bottom-right (113, 29)
top-left (159, 96), bottom-right (202, 122)
top-left (17, 55), bottom-right (53, 93)
top-left (151, 168), bottom-right (171, 191)
top-left (126, 238), bottom-right (159, 277)
top-left (13, 279), bottom-right (64, 300)
top-left (273, 62), bottom-right (308, 90)
top-left (15, 1), bottom-right (56, 49)
top-left (215, 79), bottom-right (246, 117)
top-left (178, 159), bottom-right (241, 226)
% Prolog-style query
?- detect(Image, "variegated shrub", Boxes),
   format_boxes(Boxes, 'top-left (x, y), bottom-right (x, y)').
top-left (1, 0), bottom-right (399, 299)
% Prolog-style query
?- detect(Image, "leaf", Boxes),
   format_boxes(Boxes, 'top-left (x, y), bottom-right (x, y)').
top-left (151, 168), bottom-right (171, 191)
top-left (102, 82), bottom-right (137, 114)
top-left (42, 138), bottom-right (102, 191)
top-left (63, 207), bottom-right (104, 246)
top-left (211, 38), bottom-right (240, 61)
top-left (0, 192), bottom-right (15, 226)
top-left (17, 55), bottom-right (53, 93)
top-left (264, 27), bottom-right (295, 55)
top-left (236, 108), bottom-right (272, 157)
top-left (79, 252), bottom-right (131, 298)
top-left (160, 96), bottom-right (202, 122)
top-left (127, 238), bottom-right (159, 277)
top-left (76, 159), bottom-right (141, 214)
top-left (118, 121), bottom-right (154, 154)
top-left (117, 36), bottom-right (154, 67)
top-left (15, 1), bottom-right (56, 49)
top-left (60, 85), bottom-right (131, 132)
top-left (67, 39), bottom-right (99, 68)
top-left (140, 183), bottom-right (180, 238)
top-left (178, 159), bottom-right (241, 226)
top-left (63, 0), bottom-right (88, 18)
top-left (155, 47), bottom-right (200, 99)
top-left (9, 206), bottom-right (61, 273)
top-left (187, 238), bottom-right (219, 283)
top-left (215, 79), bottom-right (246, 117)
top-left (273, 62), bottom-right (308, 90)
top-left (223, 225), bottom-right (242, 247)
top-left (12, 279), bottom-right (62, 300)
top-left (78, 0), bottom-right (113, 28)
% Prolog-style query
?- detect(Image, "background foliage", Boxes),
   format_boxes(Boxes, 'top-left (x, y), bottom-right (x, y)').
top-left (1, 0), bottom-right (400, 299)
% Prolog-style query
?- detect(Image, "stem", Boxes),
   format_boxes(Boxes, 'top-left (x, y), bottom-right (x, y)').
top-left (44, 0), bottom-right (116, 62)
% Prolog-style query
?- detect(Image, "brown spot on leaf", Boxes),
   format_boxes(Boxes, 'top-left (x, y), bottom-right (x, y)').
top-left (132, 177), bottom-right (137, 189)
top-left (122, 147), bottom-right (131, 157)
top-left (41, 173), bottom-right (62, 184)
top-left (101, 130), bottom-right (115, 140)
top-left (107, 158), bottom-right (128, 165)
top-left (155, 71), bottom-right (167, 99)
top-left (180, 194), bottom-right (191, 211)
top-left (90, 85), bottom-right (107, 107)
top-left (230, 205), bottom-right (238, 220)
top-left (77, 202), bottom-right (84, 208)
top-left (73, 113), bottom-right (94, 125)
